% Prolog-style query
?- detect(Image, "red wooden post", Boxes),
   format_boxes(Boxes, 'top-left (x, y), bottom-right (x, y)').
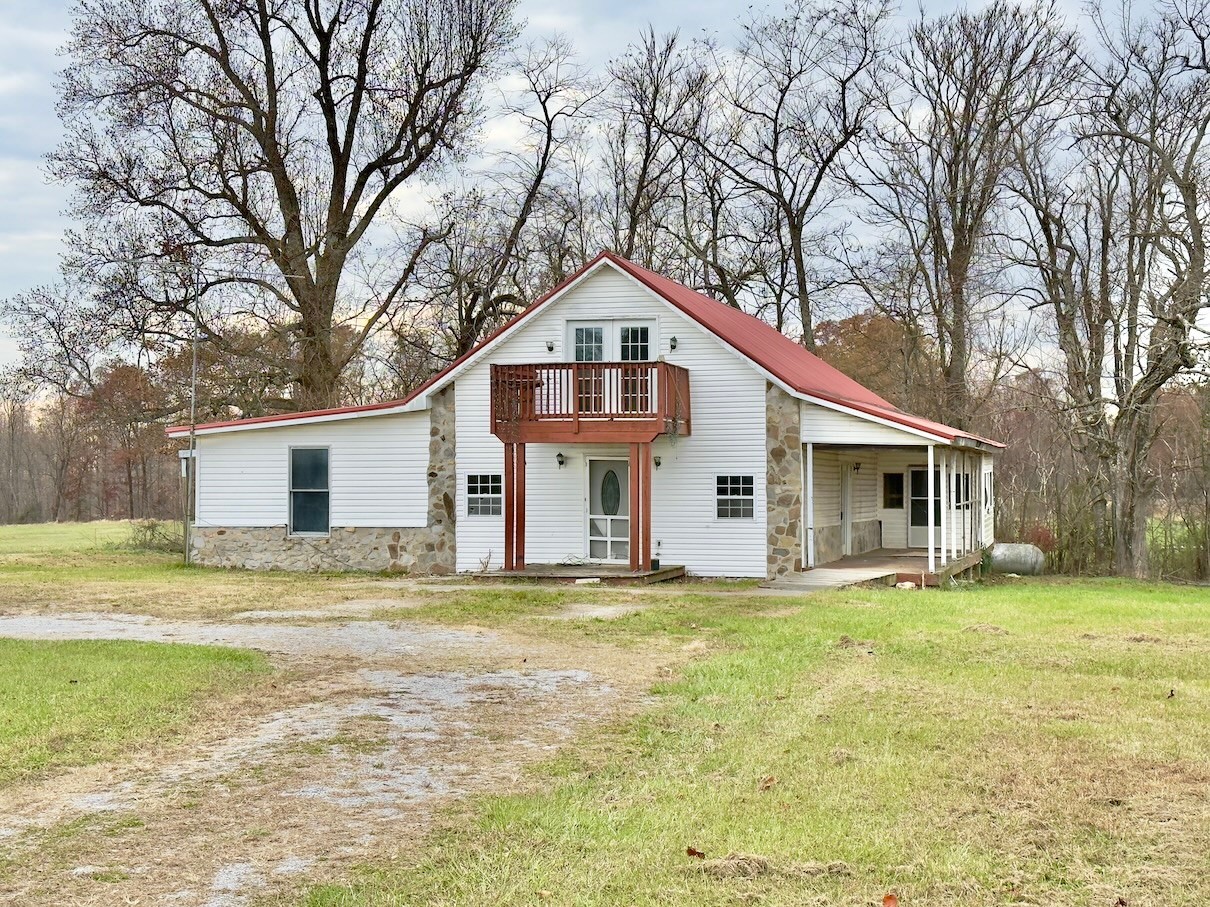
top-left (515, 443), bottom-right (526, 570)
top-left (634, 445), bottom-right (643, 570)
top-left (503, 441), bottom-right (514, 570)
top-left (641, 441), bottom-right (652, 570)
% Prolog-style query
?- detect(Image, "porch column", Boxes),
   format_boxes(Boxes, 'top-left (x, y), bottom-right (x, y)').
top-left (804, 442), bottom-right (815, 569)
top-left (927, 444), bottom-right (936, 574)
top-left (938, 447), bottom-right (948, 569)
top-left (950, 449), bottom-right (959, 562)
top-left (503, 442), bottom-right (526, 571)
top-left (629, 442), bottom-right (652, 571)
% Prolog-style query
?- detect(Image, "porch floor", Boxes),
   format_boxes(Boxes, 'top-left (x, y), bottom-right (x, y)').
top-left (480, 563), bottom-right (687, 585)
top-left (767, 548), bottom-right (984, 592)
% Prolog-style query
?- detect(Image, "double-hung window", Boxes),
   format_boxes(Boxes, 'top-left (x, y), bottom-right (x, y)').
top-left (289, 448), bottom-right (329, 535)
top-left (467, 474), bottom-right (503, 516)
top-left (716, 475), bottom-right (754, 519)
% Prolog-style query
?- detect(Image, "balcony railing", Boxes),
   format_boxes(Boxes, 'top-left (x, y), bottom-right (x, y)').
top-left (490, 361), bottom-right (691, 443)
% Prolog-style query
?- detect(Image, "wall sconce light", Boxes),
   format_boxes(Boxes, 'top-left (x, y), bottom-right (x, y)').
top-left (546, 340), bottom-right (554, 352)
top-left (669, 336), bottom-right (678, 351)
top-left (853, 463), bottom-right (861, 474)
top-left (556, 452), bottom-right (566, 469)
top-left (653, 456), bottom-right (662, 469)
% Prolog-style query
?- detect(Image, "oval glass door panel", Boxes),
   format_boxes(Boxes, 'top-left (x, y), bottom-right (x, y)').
top-left (601, 469), bottom-right (621, 515)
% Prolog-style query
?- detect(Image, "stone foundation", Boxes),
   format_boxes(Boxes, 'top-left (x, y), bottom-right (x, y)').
top-left (190, 524), bottom-right (453, 573)
top-left (191, 385), bottom-right (457, 574)
top-left (766, 383), bottom-right (803, 579)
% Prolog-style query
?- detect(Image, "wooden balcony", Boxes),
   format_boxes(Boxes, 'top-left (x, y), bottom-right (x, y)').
top-left (490, 361), bottom-right (691, 444)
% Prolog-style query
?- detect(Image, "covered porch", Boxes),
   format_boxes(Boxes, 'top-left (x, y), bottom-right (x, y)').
top-left (802, 440), bottom-right (993, 577)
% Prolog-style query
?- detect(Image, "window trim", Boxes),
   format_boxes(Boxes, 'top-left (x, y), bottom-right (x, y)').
top-left (715, 474), bottom-right (755, 520)
top-left (882, 471), bottom-right (905, 510)
top-left (466, 473), bottom-right (503, 517)
top-left (288, 445), bottom-right (331, 537)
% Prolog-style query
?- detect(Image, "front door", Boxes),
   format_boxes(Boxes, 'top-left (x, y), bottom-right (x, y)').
top-left (840, 461), bottom-right (854, 556)
top-left (587, 458), bottom-right (630, 562)
top-left (908, 467), bottom-right (942, 548)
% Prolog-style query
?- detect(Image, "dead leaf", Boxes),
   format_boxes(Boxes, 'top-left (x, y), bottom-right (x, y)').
top-left (537, 891), bottom-right (552, 900)
top-left (883, 895), bottom-right (900, 907)
top-left (686, 846), bottom-right (706, 860)
top-left (758, 775), bottom-right (778, 791)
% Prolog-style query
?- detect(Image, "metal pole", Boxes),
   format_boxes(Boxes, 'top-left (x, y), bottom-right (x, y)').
top-left (184, 267), bottom-right (199, 566)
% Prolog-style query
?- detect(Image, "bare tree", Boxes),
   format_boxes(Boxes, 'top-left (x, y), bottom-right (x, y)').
top-left (1010, 0), bottom-right (1210, 576)
top-left (671, 0), bottom-right (891, 346)
top-left (46, 0), bottom-right (519, 410)
top-left (852, 1), bottom-right (1079, 427)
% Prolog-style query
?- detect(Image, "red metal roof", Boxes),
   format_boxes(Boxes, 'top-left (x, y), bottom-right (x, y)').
top-left (169, 250), bottom-right (1002, 448)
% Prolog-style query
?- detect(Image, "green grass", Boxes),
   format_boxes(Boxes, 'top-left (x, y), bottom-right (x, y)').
top-left (0, 638), bottom-right (268, 785)
top-left (286, 578), bottom-right (1210, 907)
top-left (0, 521), bottom-right (137, 555)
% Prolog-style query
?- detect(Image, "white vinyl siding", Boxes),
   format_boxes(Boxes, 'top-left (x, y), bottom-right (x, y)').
top-left (801, 401), bottom-right (937, 445)
top-left (195, 412), bottom-right (430, 528)
top-left (455, 265), bottom-right (769, 577)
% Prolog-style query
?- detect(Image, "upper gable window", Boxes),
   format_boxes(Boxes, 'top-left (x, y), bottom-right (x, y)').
top-left (620, 326), bottom-right (650, 362)
top-left (567, 320), bottom-right (655, 362)
top-left (574, 326), bottom-right (604, 362)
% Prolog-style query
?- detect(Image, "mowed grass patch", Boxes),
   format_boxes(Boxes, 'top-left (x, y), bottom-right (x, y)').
top-left (288, 579), bottom-right (1210, 907)
top-left (0, 638), bottom-right (269, 785)
top-left (0, 521), bottom-right (136, 556)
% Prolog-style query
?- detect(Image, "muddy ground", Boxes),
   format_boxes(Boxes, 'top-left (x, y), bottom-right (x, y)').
top-left (0, 599), bottom-right (674, 906)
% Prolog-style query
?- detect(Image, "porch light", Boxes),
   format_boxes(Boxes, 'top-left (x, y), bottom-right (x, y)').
top-left (853, 463), bottom-right (861, 473)
top-left (669, 336), bottom-right (678, 350)
top-left (653, 456), bottom-right (662, 469)
top-left (546, 340), bottom-right (554, 352)
top-left (556, 452), bottom-right (566, 468)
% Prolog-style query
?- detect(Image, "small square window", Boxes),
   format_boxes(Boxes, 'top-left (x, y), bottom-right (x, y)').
top-left (716, 475), bottom-right (754, 519)
top-left (883, 473), bottom-right (905, 509)
top-left (467, 474), bottom-right (502, 516)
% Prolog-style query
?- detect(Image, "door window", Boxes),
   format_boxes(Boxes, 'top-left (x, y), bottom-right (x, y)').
top-left (909, 469), bottom-right (942, 526)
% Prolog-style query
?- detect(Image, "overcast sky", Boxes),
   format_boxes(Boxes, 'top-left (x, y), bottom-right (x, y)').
top-left (0, 0), bottom-right (1030, 369)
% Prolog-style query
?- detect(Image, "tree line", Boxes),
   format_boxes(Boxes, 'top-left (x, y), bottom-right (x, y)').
top-left (2, 0), bottom-right (1208, 578)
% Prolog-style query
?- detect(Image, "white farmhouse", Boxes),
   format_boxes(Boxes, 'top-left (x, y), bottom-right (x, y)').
top-left (167, 253), bottom-right (1001, 582)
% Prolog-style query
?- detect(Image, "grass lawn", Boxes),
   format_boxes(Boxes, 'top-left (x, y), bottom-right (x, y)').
top-left (0, 520), bottom-right (138, 555)
top-left (289, 579), bottom-right (1210, 907)
top-left (0, 638), bottom-right (268, 785)
top-left (0, 522), bottom-right (1206, 905)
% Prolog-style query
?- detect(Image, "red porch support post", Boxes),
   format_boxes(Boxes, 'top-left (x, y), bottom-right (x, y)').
top-left (641, 441), bottom-right (652, 570)
top-left (516, 443), bottom-right (526, 570)
top-left (503, 442), bottom-right (527, 571)
top-left (628, 441), bottom-right (653, 572)
top-left (629, 443), bottom-right (641, 571)
top-left (503, 442), bottom-right (515, 570)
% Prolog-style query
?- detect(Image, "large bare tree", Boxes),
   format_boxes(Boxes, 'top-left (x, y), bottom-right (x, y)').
top-left (1010, 0), bottom-right (1210, 576)
top-left (670, 0), bottom-right (891, 347)
top-left (48, 0), bottom-right (519, 410)
top-left (852, 1), bottom-right (1079, 427)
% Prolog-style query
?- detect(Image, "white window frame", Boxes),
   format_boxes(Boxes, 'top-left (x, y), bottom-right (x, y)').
top-left (288, 446), bottom-right (330, 537)
top-left (467, 473), bottom-right (503, 517)
top-left (565, 319), bottom-right (656, 362)
top-left (716, 474), bottom-right (755, 520)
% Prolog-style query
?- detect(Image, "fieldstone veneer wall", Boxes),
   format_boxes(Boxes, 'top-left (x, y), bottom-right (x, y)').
top-left (191, 386), bottom-right (457, 574)
top-left (766, 383), bottom-right (803, 579)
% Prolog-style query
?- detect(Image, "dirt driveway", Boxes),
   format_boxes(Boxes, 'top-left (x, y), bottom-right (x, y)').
top-left (0, 603), bottom-right (671, 906)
